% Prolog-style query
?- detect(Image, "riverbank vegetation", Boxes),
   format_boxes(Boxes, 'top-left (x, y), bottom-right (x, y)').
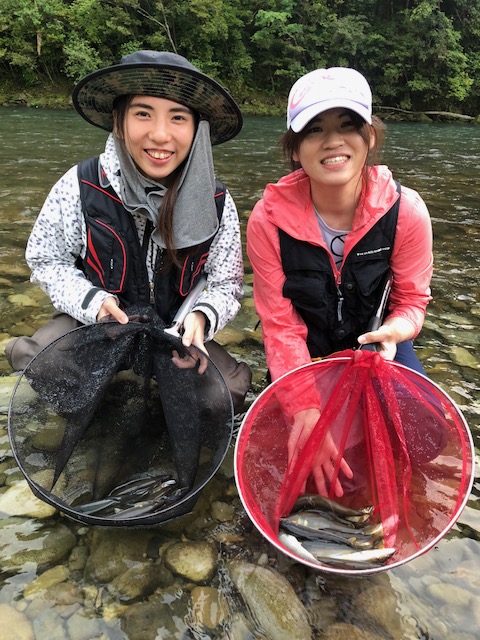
top-left (0, 0), bottom-right (479, 119)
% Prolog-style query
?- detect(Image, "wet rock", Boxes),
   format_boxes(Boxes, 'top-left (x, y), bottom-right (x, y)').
top-left (65, 610), bottom-right (106, 640)
top-left (211, 500), bottom-right (235, 522)
top-left (450, 346), bottom-right (479, 369)
top-left (84, 528), bottom-right (155, 582)
top-left (0, 603), bottom-right (34, 640)
top-left (0, 374), bottom-right (20, 413)
top-left (352, 585), bottom-right (404, 640)
top-left (164, 540), bottom-right (218, 583)
top-left (68, 545), bottom-right (88, 572)
top-left (108, 561), bottom-right (165, 602)
top-left (7, 293), bottom-right (40, 307)
top-left (322, 622), bottom-right (384, 640)
top-left (0, 519), bottom-right (76, 574)
top-left (190, 586), bottom-right (229, 630)
top-left (121, 593), bottom-right (190, 640)
top-left (32, 608), bottom-right (66, 640)
top-left (0, 479), bottom-right (57, 518)
top-left (23, 564), bottom-right (70, 598)
top-left (427, 581), bottom-right (473, 606)
top-left (228, 559), bottom-right (312, 640)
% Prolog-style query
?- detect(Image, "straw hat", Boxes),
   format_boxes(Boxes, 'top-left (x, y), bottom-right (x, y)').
top-left (72, 50), bottom-right (243, 145)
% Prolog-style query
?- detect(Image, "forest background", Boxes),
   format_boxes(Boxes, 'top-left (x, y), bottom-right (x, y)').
top-left (0, 0), bottom-right (479, 118)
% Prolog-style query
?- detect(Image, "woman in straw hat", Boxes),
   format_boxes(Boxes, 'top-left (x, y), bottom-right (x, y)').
top-left (6, 50), bottom-right (251, 411)
top-left (247, 67), bottom-right (434, 494)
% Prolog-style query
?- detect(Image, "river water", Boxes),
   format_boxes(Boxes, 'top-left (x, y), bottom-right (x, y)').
top-left (0, 107), bottom-right (479, 639)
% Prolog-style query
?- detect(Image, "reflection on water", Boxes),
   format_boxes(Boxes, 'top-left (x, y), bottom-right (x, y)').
top-left (0, 107), bottom-right (479, 638)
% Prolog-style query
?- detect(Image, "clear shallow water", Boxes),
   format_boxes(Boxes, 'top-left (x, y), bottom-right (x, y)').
top-left (0, 107), bottom-right (479, 638)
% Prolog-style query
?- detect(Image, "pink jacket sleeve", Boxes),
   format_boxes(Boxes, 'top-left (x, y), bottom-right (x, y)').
top-left (247, 200), bottom-right (319, 398)
top-left (387, 185), bottom-right (433, 336)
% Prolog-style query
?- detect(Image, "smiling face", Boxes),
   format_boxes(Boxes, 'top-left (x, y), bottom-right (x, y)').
top-left (293, 107), bottom-right (374, 192)
top-left (115, 96), bottom-right (196, 184)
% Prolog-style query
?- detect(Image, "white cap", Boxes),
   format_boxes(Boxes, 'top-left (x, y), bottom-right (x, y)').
top-left (287, 67), bottom-right (372, 132)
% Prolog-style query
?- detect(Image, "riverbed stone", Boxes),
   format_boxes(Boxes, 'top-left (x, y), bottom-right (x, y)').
top-left (7, 293), bottom-right (40, 307)
top-left (227, 559), bottom-right (312, 640)
top-left (322, 622), bottom-right (385, 640)
top-left (0, 519), bottom-right (77, 574)
top-left (211, 500), bottom-right (235, 522)
top-left (84, 528), bottom-right (155, 582)
top-left (164, 540), bottom-right (218, 583)
top-left (23, 564), bottom-right (70, 598)
top-left (0, 479), bottom-right (57, 519)
top-left (0, 374), bottom-right (20, 413)
top-left (31, 608), bottom-right (66, 640)
top-left (108, 561), bottom-right (165, 602)
top-left (0, 603), bottom-right (35, 640)
top-left (352, 585), bottom-right (405, 640)
top-left (427, 581), bottom-right (473, 606)
top-left (121, 593), bottom-right (190, 640)
top-left (190, 586), bottom-right (229, 630)
top-left (450, 346), bottom-right (479, 369)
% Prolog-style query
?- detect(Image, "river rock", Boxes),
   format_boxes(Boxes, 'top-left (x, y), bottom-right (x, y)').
top-left (450, 346), bottom-right (479, 369)
top-left (0, 479), bottom-right (57, 518)
top-left (427, 581), bottom-right (473, 607)
top-left (0, 519), bottom-right (76, 574)
top-left (7, 293), bottom-right (40, 307)
top-left (352, 585), bottom-right (405, 640)
top-left (121, 592), bottom-right (190, 640)
top-left (31, 609), bottom-right (66, 640)
top-left (164, 540), bottom-right (218, 583)
top-left (108, 562), bottom-right (165, 602)
top-left (84, 529), bottom-right (155, 582)
top-left (322, 622), bottom-right (385, 640)
top-left (0, 374), bottom-right (20, 413)
top-left (211, 500), bottom-right (235, 522)
top-left (190, 586), bottom-right (229, 630)
top-left (0, 603), bottom-right (34, 640)
top-left (23, 564), bottom-right (70, 598)
top-left (227, 559), bottom-right (312, 640)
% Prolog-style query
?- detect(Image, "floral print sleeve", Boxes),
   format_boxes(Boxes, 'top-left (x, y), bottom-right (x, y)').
top-left (26, 168), bottom-right (244, 334)
top-left (25, 165), bottom-right (111, 325)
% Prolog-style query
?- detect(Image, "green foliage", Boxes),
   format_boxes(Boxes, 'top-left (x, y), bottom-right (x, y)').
top-left (0, 0), bottom-right (478, 114)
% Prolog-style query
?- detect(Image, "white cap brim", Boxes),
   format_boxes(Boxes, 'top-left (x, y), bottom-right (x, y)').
top-left (289, 99), bottom-right (372, 132)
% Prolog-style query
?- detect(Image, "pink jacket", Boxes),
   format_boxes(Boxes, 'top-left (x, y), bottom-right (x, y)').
top-left (247, 165), bottom-right (433, 383)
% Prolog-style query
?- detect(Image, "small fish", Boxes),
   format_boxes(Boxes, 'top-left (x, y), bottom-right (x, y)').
top-left (291, 494), bottom-right (374, 523)
top-left (278, 532), bottom-right (319, 564)
top-left (280, 519), bottom-right (375, 549)
top-left (284, 510), bottom-right (358, 534)
top-left (107, 474), bottom-right (167, 498)
top-left (303, 540), bottom-right (395, 565)
top-left (76, 497), bottom-right (120, 515)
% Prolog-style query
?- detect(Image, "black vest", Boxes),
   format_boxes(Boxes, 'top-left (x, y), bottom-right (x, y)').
top-left (77, 157), bottom-right (225, 324)
top-left (279, 182), bottom-right (400, 357)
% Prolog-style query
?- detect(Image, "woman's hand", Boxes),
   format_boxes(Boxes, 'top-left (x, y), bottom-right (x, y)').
top-left (171, 311), bottom-right (209, 374)
top-left (288, 408), bottom-right (353, 498)
top-left (97, 296), bottom-right (129, 324)
top-left (357, 317), bottom-right (416, 360)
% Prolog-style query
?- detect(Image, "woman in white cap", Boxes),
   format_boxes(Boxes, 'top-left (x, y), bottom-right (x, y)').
top-left (247, 67), bottom-right (433, 494)
top-left (6, 50), bottom-right (251, 411)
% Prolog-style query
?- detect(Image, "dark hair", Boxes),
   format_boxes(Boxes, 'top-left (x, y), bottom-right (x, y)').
top-left (113, 94), bottom-right (199, 269)
top-left (280, 110), bottom-right (386, 172)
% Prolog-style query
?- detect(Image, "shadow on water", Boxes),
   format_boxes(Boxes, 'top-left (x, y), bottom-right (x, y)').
top-left (0, 107), bottom-right (479, 638)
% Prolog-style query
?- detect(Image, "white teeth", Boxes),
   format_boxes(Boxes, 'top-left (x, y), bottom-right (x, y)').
top-left (322, 156), bottom-right (348, 165)
top-left (148, 150), bottom-right (172, 159)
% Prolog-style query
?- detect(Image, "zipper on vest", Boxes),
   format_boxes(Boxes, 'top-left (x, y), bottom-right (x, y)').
top-left (142, 220), bottom-right (155, 305)
top-left (336, 279), bottom-right (344, 323)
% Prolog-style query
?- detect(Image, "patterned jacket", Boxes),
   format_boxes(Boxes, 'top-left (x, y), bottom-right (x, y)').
top-left (25, 135), bottom-right (244, 341)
